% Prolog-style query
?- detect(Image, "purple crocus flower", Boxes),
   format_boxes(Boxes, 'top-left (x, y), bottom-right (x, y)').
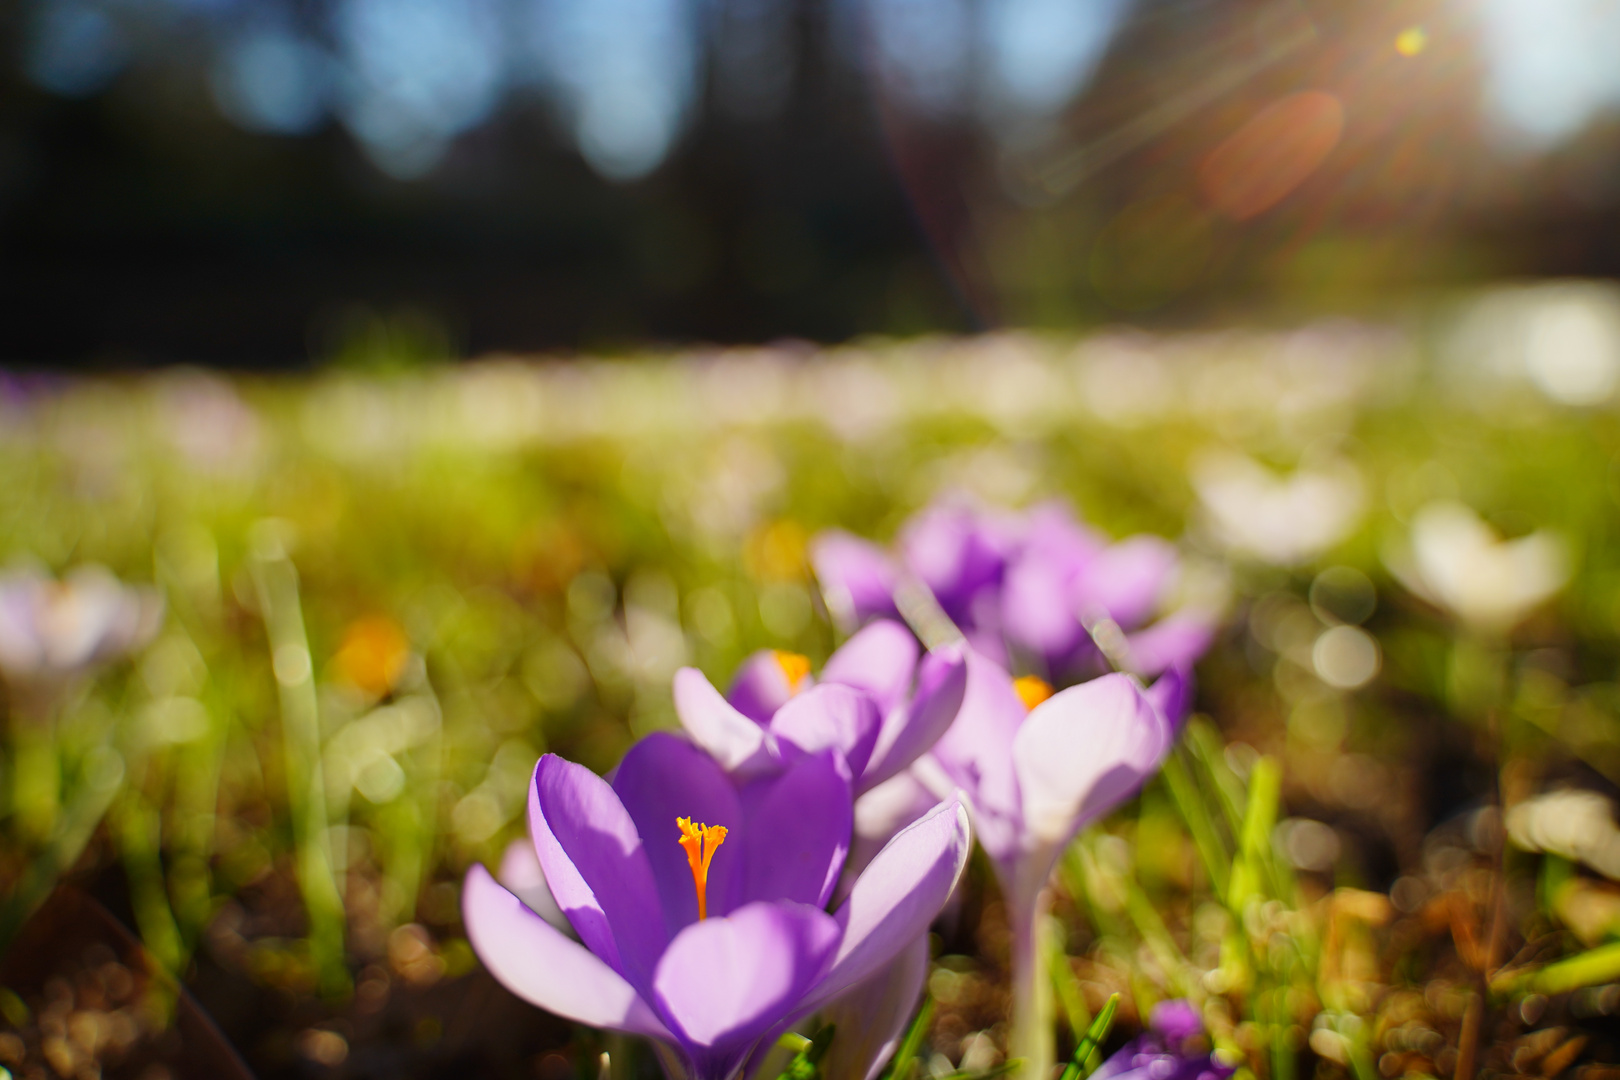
top-left (997, 502), bottom-right (1213, 682)
top-left (914, 649), bottom-right (1189, 1080)
top-left (463, 733), bottom-right (972, 1080)
top-left (1091, 1000), bottom-right (1235, 1080)
top-left (703, 619), bottom-right (967, 799)
top-left (811, 499), bottom-right (1215, 687)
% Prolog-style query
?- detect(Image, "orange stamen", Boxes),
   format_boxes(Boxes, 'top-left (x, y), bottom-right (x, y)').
top-left (772, 650), bottom-right (812, 694)
top-left (676, 817), bottom-right (729, 920)
top-left (1013, 675), bottom-right (1053, 711)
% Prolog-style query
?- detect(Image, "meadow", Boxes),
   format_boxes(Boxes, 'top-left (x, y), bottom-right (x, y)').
top-left (2, 288), bottom-right (1619, 1080)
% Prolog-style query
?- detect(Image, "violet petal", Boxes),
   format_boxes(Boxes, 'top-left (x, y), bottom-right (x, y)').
top-left (811, 531), bottom-right (901, 629)
top-left (1074, 536), bottom-right (1179, 631)
top-left (1145, 664), bottom-right (1195, 732)
top-left (1125, 611), bottom-right (1216, 677)
top-left (1010, 674), bottom-right (1172, 895)
top-left (530, 754), bottom-right (669, 994)
top-left (737, 748), bottom-right (853, 910)
top-left (804, 796), bottom-right (971, 1009)
top-left (821, 619), bottom-right (919, 717)
top-left (727, 651), bottom-right (802, 725)
top-left (818, 932), bottom-right (932, 1080)
top-left (928, 649), bottom-right (1026, 863)
top-left (613, 732), bottom-right (745, 931)
top-left (462, 865), bottom-right (673, 1041)
top-left (651, 900), bottom-right (841, 1058)
top-left (862, 645), bottom-right (966, 791)
top-left (674, 666), bottom-right (780, 776)
top-left (768, 683), bottom-right (883, 780)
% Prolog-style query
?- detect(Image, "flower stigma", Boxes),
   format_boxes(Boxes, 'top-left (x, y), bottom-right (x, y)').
top-left (1013, 675), bottom-right (1053, 711)
top-left (676, 817), bottom-right (729, 920)
top-left (772, 650), bottom-right (812, 694)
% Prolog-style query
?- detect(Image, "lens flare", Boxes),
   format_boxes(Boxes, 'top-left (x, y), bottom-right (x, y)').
top-left (1199, 91), bottom-right (1344, 221)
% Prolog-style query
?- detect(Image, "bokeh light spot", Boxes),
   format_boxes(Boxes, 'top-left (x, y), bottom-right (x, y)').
top-left (211, 29), bottom-right (331, 136)
top-left (25, 1), bottom-right (127, 98)
top-left (1394, 26), bottom-right (1427, 57)
top-left (1198, 91), bottom-right (1344, 222)
top-left (528, 0), bottom-right (703, 181)
top-left (981, 0), bottom-right (1132, 117)
top-left (1525, 294), bottom-right (1620, 405)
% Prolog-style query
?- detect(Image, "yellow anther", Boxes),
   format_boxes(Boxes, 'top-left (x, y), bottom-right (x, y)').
top-left (676, 816), bottom-right (729, 920)
top-left (772, 650), bottom-right (812, 694)
top-left (1013, 675), bottom-right (1053, 712)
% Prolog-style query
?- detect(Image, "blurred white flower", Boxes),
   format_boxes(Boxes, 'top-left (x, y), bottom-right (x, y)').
top-left (0, 565), bottom-right (163, 687)
top-left (155, 371), bottom-right (265, 475)
top-left (1507, 789), bottom-right (1620, 881)
top-left (1386, 501), bottom-right (1569, 631)
top-left (1193, 451), bottom-right (1363, 565)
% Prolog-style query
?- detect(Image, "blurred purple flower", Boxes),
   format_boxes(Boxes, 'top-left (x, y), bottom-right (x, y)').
top-left (463, 737), bottom-right (971, 1080)
top-left (924, 649), bottom-right (1186, 926)
top-left (915, 648), bottom-right (1189, 1079)
top-left (1092, 1000), bottom-right (1235, 1080)
top-left (810, 499), bottom-right (1216, 685)
top-left (679, 619), bottom-right (967, 798)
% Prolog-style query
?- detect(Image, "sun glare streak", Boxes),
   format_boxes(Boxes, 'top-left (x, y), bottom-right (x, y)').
top-left (1024, 17), bottom-right (1318, 198)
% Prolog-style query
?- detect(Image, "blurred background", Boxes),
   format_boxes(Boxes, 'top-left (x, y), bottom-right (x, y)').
top-left (5, 0), bottom-right (1620, 362)
top-left (8, 2), bottom-right (1620, 1080)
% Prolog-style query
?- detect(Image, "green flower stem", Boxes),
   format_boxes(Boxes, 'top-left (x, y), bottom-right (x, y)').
top-left (250, 538), bottom-right (348, 997)
top-left (1010, 889), bottom-right (1055, 1080)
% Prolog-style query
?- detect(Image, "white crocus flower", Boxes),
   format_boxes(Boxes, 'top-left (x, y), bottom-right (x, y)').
top-left (1193, 450), bottom-right (1363, 566)
top-left (1389, 501), bottom-right (1569, 631)
top-left (0, 564), bottom-right (164, 688)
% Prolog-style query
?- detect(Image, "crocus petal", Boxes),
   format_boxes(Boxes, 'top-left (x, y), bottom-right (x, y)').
top-left (822, 620), bottom-right (919, 717)
top-left (613, 732), bottom-right (744, 932)
top-left (652, 900), bottom-right (841, 1058)
top-left (0, 577), bottom-right (45, 675)
top-left (1000, 549), bottom-right (1086, 661)
top-left (1012, 673), bottom-right (1170, 858)
top-left (1073, 536), bottom-right (1178, 631)
top-left (1145, 664), bottom-right (1194, 732)
top-left (463, 865), bottom-right (673, 1041)
top-left (498, 837), bottom-right (572, 934)
top-left (737, 749), bottom-right (853, 910)
top-left (1149, 999), bottom-right (1205, 1044)
top-left (811, 530), bottom-right (900, 629)
top-left (674, 667), bottom-right (779, 777)
top-left (927, 650), bottom-right (1025, 863)
top-left (1022, 501), bottom-right (1105, 561)
top-left (1124, 611), bottom-right (1215, 677)
top-left (818, 933), bottom-right (931, 1080)
top-left (529, 755), bottom-right (669, 992)
top-left (768, 684), bottom-right (882, 780)
top-left (727, 651), bottom-right (801, 725)
top-left (846, 770), bottom-right (940, 885)
top-left (862, 646), bottom-right (967, 790)
top-left (900, 504), bottom-right (1012, 622)
top-left (805, 796), bottom-right (971, 1009)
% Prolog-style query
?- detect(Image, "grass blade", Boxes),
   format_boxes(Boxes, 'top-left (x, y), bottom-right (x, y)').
top-left (1058, 992), bottom-right (1120, 1080)
top-left (250, 534), bottom-right (348, 997)
top-left (775, 1023), bottom-right (835, 1080)
top-left (1159, 753), bottom-right (1231, 896)
top-left (883, 996), bottom-right (935, 1080)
